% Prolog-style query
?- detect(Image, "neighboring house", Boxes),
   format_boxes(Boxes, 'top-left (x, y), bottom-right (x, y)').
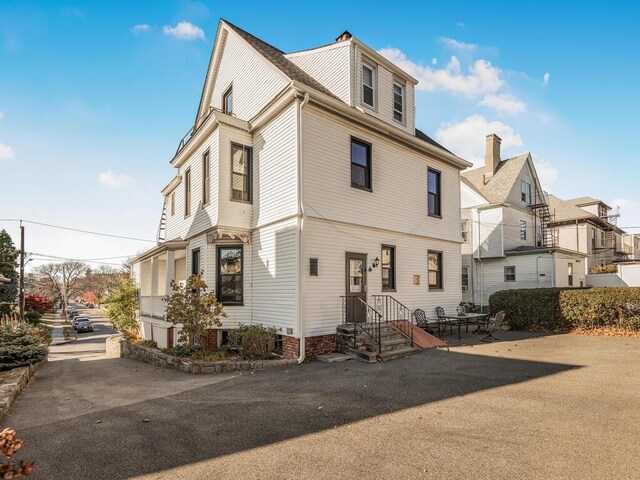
top-left (546, 195), bottom-right (628, 270)
top-left (129, 20), bottom-right (471, 358)
top-left (460, 134), bottom-right (586, 305)
top-left (623, 233), bottom-right (640, 260)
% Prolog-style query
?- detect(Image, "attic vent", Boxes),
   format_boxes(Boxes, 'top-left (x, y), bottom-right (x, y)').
top-left (309, 258), bottom-right (319, 276)
top-left (336, 30), bottom-right (352, 43)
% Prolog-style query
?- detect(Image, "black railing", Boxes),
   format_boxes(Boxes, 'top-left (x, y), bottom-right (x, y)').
top-left (372, 295), bottom-right (414, 347)
top-left (175, 106), bottom-right (219, 156)
top-left (340, 296), bottom-right (382, 352)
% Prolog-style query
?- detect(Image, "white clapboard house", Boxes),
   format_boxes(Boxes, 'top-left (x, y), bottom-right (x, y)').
top-left (130, 20), bottom-right (471, 360)
top-left (460, 134), bottom-right (587, 305)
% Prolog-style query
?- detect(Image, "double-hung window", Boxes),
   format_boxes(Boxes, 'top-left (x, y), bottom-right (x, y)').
top-left (461, 220), bottom-right (469, 243)
top-left (521, 181), bottom-right (532, 204)
top-left (191, 248), bottom-right (200, 276)
top-left (202, 150), bottom-right (210, 205)
top-left (504, 266), bottom-right (516, 282)
top-left (568, 262), bottom-right (574, 286)
top-left (428, 251), bottom-right (443, 290)
top-left (362, 63), bottom-right (375, 108)
top-left (461, 266), bottom-right (469, 291)
top-left (591, 229), bottom-right (596, 250)
top-left (393, 81), bottom-right (404, 122)
top-left (351, 138), bottom-right (372, 190)
top-left (231, 144), bottom-right (252, 203)
top-left (428, 169), bottom-right (441, 217)
top-left (520, 220), bottom-right (527, 240)
top-left (184, 168), bottom-right (191, 217)
top-left (222, 86), bottom-right (233, 114)
top-left (381, 245), bottom-right (396, 291)
top-left (217, 245), bottom-right (243, 305)
top-left (170, 192), bottom-right (175, 216)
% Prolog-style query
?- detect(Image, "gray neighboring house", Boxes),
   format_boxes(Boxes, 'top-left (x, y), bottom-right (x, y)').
top-left (546, 195), bottom-right (629, 270)
top-left (460, 134), bottom-right (586, 306)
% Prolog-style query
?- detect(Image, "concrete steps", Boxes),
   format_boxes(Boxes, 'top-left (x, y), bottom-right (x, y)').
top-left (337, 322), bottom-right (421, 363)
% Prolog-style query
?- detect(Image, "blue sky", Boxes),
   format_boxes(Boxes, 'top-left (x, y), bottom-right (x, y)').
top-left (1, 0), bottom-right (639, 267)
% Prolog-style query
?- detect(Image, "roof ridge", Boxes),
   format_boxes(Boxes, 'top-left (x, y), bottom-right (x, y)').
top-left (221, 19), bottom-right (285, 54)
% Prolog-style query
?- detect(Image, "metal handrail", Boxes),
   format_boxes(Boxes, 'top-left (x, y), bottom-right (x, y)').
top-left (175, 106), bottom-right (233, 156)
top-left (372, 295), bottom-right (414, 347)
top-left (340, 296), bottom-right (382, 353)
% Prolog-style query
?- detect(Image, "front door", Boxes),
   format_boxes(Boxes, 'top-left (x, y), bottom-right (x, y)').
top-left (345, 253), bottom-right (367, 323)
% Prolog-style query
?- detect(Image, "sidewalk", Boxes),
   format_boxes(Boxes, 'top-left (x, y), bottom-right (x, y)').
top-left (50, 313), bottom-right (71, 345)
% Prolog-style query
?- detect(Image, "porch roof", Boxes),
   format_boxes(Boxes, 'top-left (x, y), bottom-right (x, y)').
top-left (129, 239), bottom-right (188, 264)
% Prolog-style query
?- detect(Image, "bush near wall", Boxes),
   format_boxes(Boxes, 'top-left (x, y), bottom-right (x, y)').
top-left (589, 264), bottom-right (618, 274)
top-left (489, 287), bottom-right (640, 332)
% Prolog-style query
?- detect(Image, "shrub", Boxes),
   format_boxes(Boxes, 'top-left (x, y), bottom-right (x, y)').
top-left (191, 346), bottom-right (234, 362)
top-left (162, 344), bottom-right (198, 358)
top-left (589, 264), bottom-right (618, 274)
top-left (24, 294), bottom-right (54, 313)
top-left (24, 311), bottom-right (43, 324)
top-left (135, 339), bottom-right (157, 349)
top-left (0, 325), bottom-right (49, 371)
top-left (105, 277), bottom-right (139, 333)
top-left (229, 324), bottom-right (277, 360)
top-left (489, 287), bottom-right (640, 332)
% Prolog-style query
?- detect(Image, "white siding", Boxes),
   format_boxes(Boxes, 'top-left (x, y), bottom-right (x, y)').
top-left (287, 44), bottom-right (351, 104)
top-left (502, 207), bottom-right (537, 251)
top-left (477, 207), bottom-right (504, 258)
top-left (165, 130), bottom-right (220, 241)
top-left (354, 49), bottom-right (415, 134)
top-left (209, 30), bottom-right (289, 121)
top-left (303, 217), bottom-right (461, 336)
top-left (461, 182), bottom-right (488, 208)
top-left (554, 255), bottom-right (586, 288)
top-left (303, 106), bottom-right (461, 244)
top-left (252, 218), bottom-right (298, 333)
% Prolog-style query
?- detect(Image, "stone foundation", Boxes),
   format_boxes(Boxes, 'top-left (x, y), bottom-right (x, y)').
top-left (282, 334), bottom-right (337, 361)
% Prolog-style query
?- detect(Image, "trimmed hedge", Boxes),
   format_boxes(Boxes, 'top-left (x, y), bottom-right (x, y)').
top-left (489, 287), bottom-right (640, 331)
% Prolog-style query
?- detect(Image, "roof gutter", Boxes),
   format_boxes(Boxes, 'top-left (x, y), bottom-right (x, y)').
top-left (290, 81), bottom-right (472, 170)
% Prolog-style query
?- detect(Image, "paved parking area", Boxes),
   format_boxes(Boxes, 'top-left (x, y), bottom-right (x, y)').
top-left (3, 321), bottom-right (640, 479)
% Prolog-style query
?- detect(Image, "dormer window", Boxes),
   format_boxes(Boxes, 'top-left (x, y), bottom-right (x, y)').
top-left (223, 86), bottom-right (233, 114)
top-left (362, 63), bottom-right (376, 108)
top-left (393, 81), bottom-right (404, 123)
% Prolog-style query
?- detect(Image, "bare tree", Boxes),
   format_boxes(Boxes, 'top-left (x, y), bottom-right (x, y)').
top-left (33, 262), bottom-right (88, 314)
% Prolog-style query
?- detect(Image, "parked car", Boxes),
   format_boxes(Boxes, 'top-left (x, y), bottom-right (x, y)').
top-left (87, 303), bottom-right (95, 309)
top-left (74, 320), bottom-right (94, 333)
top-left (72, 316), bottom-right (90, 328)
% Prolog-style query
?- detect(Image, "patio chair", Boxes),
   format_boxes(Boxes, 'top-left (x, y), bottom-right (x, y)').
top-left (479, 311), bottom-right (506, 342)
top-left (436, 307), bottom-right (454, 336)
top-left (413, 309), bottom-right (440, 337)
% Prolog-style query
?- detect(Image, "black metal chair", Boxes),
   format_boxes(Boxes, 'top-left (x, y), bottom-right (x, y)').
top-left (477, 311), bottom-right (506, 342)
top-left (413, 309), bottom-right (439, 336)
top-left (436, 306), bottom-right (454, 336)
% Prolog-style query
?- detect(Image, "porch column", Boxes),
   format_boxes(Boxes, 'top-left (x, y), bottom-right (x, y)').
top-left (150, 256), bottom-right (159, 297)
top-left (165, 250), bottom-right (175, 295)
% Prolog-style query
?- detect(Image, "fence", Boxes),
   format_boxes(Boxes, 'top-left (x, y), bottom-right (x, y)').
top-left (0, 312), bottom-right (26, 326)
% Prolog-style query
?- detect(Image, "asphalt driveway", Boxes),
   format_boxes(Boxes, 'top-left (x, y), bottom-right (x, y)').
top-left (3, 318), bottom-right (640, 479)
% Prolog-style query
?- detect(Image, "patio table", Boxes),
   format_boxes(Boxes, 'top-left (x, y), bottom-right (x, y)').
top-left (442, 313), bottom-right (490, 340)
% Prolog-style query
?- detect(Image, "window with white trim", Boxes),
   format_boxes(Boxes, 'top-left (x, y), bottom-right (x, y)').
top-left (504, 266), bottom-right (516, 282)
top-left (461, 220), bottom-right (469, 243)
top-left (461, 266), bottom-right (469, 292)
top-left (393, 81), bottom-right (404, 122)
top-left (362, 63), bottom-right (376, 108)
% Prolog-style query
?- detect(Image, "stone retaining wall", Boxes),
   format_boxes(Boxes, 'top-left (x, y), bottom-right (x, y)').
top-left (0, 360), bottom-right (46, 422)
top-left (105, 335), bottom-right (297, 374)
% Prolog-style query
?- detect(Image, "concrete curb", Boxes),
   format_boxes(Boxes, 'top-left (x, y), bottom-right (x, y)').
top-left (105, 335), bottom-right (298, 374)
top-left (0, 360), bottom-right (47, 423)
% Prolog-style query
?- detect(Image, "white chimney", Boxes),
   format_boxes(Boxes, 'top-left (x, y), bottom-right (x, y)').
top-left (484, 133), bottom-right (502, 184)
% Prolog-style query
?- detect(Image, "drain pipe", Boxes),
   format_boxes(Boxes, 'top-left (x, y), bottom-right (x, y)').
top-left (296, 92), bottom-right (310, 364)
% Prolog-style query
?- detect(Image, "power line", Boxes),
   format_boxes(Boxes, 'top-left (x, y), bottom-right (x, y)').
top-left (28, 253), bottom-right (126, 267)
top-left (0, 218), bottom-right (155, 243)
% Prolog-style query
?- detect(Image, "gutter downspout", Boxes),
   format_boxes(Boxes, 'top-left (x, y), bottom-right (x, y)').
top-left (475, 210), bottom-right (484, 308)
top-left (296, 92), bottom-right (310, 364)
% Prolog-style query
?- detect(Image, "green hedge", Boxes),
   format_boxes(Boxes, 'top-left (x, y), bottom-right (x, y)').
top-left (489, 287), bottom-right (640, 331)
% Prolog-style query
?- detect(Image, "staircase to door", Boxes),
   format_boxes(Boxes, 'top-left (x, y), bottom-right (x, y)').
top-left (337, 295), bottom-right (420, 362)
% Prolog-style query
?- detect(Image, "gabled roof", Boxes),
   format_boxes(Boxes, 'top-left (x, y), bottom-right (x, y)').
top-left (546, 194), bottom-right (600, 223)
top-left (566, 196), bottom-right (611, 210)
top-left (415, 128), bottom-right (452, 154)
top-left (460, 153), bottom-right (530, 204)
top-left (222, 20), bottom-right (339, 100)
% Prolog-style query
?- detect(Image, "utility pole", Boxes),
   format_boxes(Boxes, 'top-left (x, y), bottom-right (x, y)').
top-left (19, 221), bottom-right (25, 318)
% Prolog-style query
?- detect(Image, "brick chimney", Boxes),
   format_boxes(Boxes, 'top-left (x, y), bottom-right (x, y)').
top-left (484, 133), bottom-right (502, 184)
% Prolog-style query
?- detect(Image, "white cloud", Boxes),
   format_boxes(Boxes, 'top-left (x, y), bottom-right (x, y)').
top-left (163, 21), bottom-right (205, 41)
top-left (378, 48), bottom-right (503, 97)
top-left (478, 92), bottom-right (527, 114)
top-left (431, 58), bottom-right (437, 66)
top-left (130, 24), bottom-right (151, 34)
top-left (440, 37), bottom-right (477, 51)
top-left (457, 22), bottom-right (466, 28)
top-left (436, 114), bottom-right (523, 164)
top-left (533, 159), bottom-right (559, 190)
top-left (0, 141), bottom-right (15, 160)
top-left (98, 170), bottom-right (134, 188)
top-left (543, 72), bottom-right (550, 85)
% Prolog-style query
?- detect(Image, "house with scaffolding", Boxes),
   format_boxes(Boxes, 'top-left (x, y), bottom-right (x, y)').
top-left (545, 195), bottom-right (629, 271)
top-left (460, 134), bottom-right (586, 305)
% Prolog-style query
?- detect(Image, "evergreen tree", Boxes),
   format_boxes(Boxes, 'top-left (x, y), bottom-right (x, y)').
top-left (0, 229), bottom-right (19, 315)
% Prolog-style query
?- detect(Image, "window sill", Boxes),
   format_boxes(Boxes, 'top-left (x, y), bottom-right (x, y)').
top-left (351, 184), bottom-right (373, 193)
top-left (221, 302), bottom-right (244, 307)
top-left (382, 288), bottom-right (396, 293)
top-left (428, 287), bottom-right (443, 291)
top-left (428, 213), bottom-right (442, 219)
top-left (230, 198), bottom-right (253, 205)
